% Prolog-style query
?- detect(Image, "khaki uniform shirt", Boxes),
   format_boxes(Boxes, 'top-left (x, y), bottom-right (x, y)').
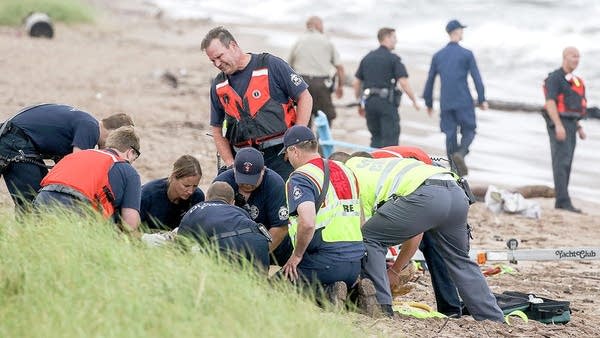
top-left (289, 30), bottom-right (341, 77)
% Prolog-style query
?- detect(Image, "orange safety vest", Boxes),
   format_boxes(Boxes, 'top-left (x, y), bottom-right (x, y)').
top-left (41, 149), bottom-right (125, 218)
top-left (543, 73), bottom-right (587, 117)
top-left (371, 145), bottom-right (433, 164)
top-left (215, 53), bottom-right (297, 148)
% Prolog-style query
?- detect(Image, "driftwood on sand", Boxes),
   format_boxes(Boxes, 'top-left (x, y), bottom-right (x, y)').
top-left (471, 185), bottom-right (555, 201)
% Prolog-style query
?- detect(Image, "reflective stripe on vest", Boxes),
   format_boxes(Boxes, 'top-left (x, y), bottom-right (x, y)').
top-left (286, 159), bottom-right (363, 247)
top-left (214, 53), bottom-right (297, 147)
top-left (346, 157), bottom-right (457, 216)
top-left (40, 149), bottom-right (124, 218)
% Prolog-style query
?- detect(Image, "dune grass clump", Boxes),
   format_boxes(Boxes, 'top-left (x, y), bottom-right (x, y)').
top-left (0, 209), bottom-right (361, 337)
top-left (0, 0), bottom-right (94, 26)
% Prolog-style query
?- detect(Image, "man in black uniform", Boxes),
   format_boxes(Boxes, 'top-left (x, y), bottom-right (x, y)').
top-left (0, 103), bottom-right (133, 213)
top-left (353, 27), bottom-right (420, 148)
top-left (178, 181), bottom-right (270, 271)
top-left (213, 148), bottom-right (292, 265)
top-left (543, 46), bottom-right (587, 213)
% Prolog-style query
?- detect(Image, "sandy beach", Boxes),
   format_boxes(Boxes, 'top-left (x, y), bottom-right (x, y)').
top-left (1, 1), bottom-right (600, 336)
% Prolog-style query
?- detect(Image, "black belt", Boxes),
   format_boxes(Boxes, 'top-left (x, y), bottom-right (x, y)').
top-left (365, 87), bottom-right (390, 98)
top-left (421, 179), bottom-right (457, 188)
top-left (210, 227), bottom-right (256, 240)
top-left (233, 136), bottom-right (284, 152)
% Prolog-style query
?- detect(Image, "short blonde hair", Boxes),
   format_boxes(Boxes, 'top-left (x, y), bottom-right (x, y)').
top-left (105, 126), bottom-right (140, 153)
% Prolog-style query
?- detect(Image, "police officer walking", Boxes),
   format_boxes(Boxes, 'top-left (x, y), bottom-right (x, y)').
top-left (289, 16), bottom-right (345, 126)
top-left (422, 20), bottom-right (487, 176)
top-left (353, 27), bottom-right (420, 148)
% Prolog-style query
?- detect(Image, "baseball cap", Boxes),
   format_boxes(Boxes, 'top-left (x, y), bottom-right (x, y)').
top-left (446, 19), bottom-right (466, 33)
top-left (234, 148), bottom-right (264, 185)
top-left (278, 125), bottom-right (316, 155)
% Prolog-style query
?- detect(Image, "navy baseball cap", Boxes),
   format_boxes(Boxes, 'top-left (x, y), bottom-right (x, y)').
top-left (446, 19), bottom-right (466, 33)
top-left (278, 125), bottom-right (316, 155)
top-left (234, 148), bottom-right (264, 185)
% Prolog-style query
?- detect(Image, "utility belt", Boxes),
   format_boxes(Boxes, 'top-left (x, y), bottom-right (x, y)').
top-left (0, 121), bottom-right (29, 140)
top-left (232, 135), bottom-right (284, 152)
top-left (40, 184), bottom-right (90, 202)
top-left (421, 173), bottom-right (457, 187)
top-left (210, 223), bottom-right (272, 242)
top-left (363, 87), bottom-right (402, 106)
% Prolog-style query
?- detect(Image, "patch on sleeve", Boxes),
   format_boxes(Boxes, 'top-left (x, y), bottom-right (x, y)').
top-left (292, 186), bottom-right (303, 200)
top-left (290, 73), bottom-right (303, 86)
top-left (248, 204), bottom-right (259, 220)
top-left (278, 206), bottom-right (289, 220)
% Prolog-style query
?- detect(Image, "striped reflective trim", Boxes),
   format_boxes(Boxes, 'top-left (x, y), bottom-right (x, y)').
top-left (374, 159), bottom-right (404, 198)
top-left (252, 68), bottom-right (268, 77)
top-left (388, 162), bottom-right (422, 194)
top-left (215, 80), bottom-right (229, 89)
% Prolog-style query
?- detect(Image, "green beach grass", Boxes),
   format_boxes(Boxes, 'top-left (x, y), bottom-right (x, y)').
top-left (0, 0), bottom-right (94, 26)
top-left (0, 209), bottom-right (363, 337)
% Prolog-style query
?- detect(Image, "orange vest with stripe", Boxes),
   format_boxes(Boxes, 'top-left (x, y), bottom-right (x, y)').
top-left (41, 149), bottom-right (125, 218)
top-left (215, 53), bottom-right (297, 147)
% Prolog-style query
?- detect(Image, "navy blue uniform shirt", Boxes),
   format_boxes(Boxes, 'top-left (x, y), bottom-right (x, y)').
top-left (11, 103), bottom-right (100, 157)
top-left (423, 42), bottom-right (485, 111)
top-left (209, 53), bottom-right (308, 127)
top-left (355, 46), bottom-right (408, 88)
top-left (213, 168), bottom-right (288, 229)
top-left (544, 67), bottom-right (586, 114)
top-left (108, 162), bottom-right (141, 212)
top-left (287, 167), bottom-right (366, 264)
top-left (140, 178), bottom-right (205, 230)
top-left (178, 200), bottom-right (269, 268)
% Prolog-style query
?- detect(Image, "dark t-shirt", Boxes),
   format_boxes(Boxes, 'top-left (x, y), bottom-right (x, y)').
top-left (178, 200), bottom-right (269, 268)
top-left (355, 46), bottom-right (408, 88)
top-left (209, 53), bottom-right (308, 127)
top-left (213, 168), bottom-right (288, 229)
top-left (140, 178), bottom-right (205, 230)
top-left (179, 201), bottom-right (258, 239)
top-left (12, 103), bottom-right (100, 156)
top-left (544, 67), bottom-right (586, 114)
top-left (286, 166), bottom-right (365, 263)
top-left (108, 162), bottom-right (141, 212)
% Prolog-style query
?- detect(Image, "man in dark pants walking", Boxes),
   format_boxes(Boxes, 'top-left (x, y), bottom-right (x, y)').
top-left (543, 46), bottom-right (587, 213)
top-left (354, 27), bottom-right (420, 148)
top-left (423, 20), bottom-right (487, 176)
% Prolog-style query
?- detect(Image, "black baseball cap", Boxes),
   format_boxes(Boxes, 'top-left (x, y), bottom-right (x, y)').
top-left (234, 148), bottom-right (264, 185)
top-left (278, 125), bottom-right (316, 155)
top-left (446, 19), bottom-right (466, 33)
